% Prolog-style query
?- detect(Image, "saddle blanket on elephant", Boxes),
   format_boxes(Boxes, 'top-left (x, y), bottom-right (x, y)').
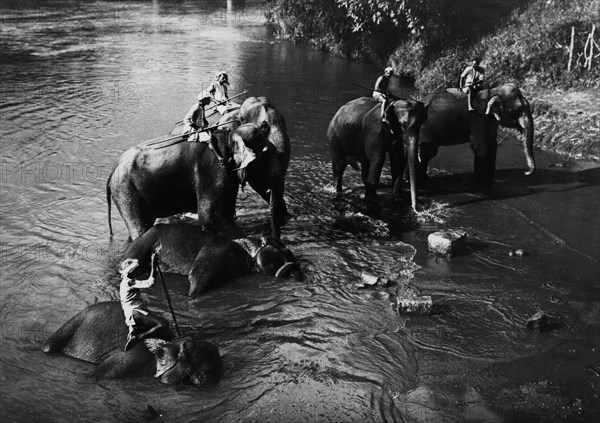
top-left (187, 130), bottom-right (212, 143)
top-left (446, 88), bottom-right (467, 99)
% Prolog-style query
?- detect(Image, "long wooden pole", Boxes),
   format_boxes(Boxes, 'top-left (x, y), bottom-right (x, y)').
top-left (156, 261), bottom-right (181, 336)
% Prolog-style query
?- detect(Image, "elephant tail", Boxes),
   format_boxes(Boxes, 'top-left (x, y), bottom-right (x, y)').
top-left (106, 167), bottom-right (115, 236)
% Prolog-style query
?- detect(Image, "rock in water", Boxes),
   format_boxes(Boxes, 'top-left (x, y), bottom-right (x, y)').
top-left (357, 272), bottom-right (392, 289)
top-left (428, 230), bottom-right (467, 256)
top-left (526, 311), bottom-right (549, 331)
top-left (396, 296), bottom-right (433, 315)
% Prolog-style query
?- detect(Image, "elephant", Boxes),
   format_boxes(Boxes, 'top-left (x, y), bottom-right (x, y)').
top-left (107, 122), bottom-right (287, 240)
top-left (42, 301), bottom-right (223, 385)
top-left (418, 83), bottom-right (536, 184)
top-left (327, 97), bottom-right (427, 210)
top-left (122, 222), bottom-right (303, 297)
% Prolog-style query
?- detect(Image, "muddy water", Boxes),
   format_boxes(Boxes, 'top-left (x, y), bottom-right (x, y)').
top-left (1, 1), bottom-right (599, 422)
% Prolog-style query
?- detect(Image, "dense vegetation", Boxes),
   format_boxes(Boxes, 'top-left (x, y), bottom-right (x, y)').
top-left (266, 0), bottom-right (599, 92)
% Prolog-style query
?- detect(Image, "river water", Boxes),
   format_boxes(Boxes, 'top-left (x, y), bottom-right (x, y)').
top-left (1, 1), bottom-right (599, 422)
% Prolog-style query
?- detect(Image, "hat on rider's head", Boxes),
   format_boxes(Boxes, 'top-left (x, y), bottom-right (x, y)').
top-left (216, 71), bottom-right (229, 83)
top-left (120, 258), bottom-right (139, 277)
top-left (384, 66), bottom-right (394, 74)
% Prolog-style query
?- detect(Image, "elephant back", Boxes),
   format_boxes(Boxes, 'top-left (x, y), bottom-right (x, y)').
top-left (50, 302), bottom-right (173, 364)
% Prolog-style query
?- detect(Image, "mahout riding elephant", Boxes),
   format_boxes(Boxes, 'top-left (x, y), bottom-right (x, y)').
top-left (42, 301), bottom-right (223, 385)
top-left (107, 122), bottom-right (286, 240)
top-left (419, 83), bottom-right (536, 184)
top-left (327, 97), bottom-right (427, 210)
top-left (122, 223), bottom-right (303, 298)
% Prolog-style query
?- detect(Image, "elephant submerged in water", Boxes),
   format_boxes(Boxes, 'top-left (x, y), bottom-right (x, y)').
top-left (327, 97), bottom-right (427, 210)
top-left (419, 83), bottom-right (536, 184)
top-left (122, 223), bottom-right (303, 298)
top-left (107, 122), bottom-right (287, 240)
top-left (42, 301), bottom-right (222, 385)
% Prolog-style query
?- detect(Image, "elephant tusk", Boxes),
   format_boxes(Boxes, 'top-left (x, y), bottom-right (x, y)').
top-left (275, 262), bottom-right (299, 278)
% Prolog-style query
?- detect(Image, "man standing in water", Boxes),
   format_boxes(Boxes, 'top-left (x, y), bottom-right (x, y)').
top-left (119, 251), bottom-right (169, 351)
top-left (373, 66), bottom-right (394, 124)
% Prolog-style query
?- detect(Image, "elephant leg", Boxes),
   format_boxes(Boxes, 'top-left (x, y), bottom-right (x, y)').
top-left (417, 141), bottom-right (438, 182)
top-left (364, 154), bottom-right (385, 198)
top-left (330, 138), bottom-right (348, 193)
top-left (389, 142), bottom-right (405, 195)
top-left (247, 178), bottom-right (290, 225)
top-left (470, 119), bottom-right (498, 186)
top-left (115, 193), bottom-right (155, 240)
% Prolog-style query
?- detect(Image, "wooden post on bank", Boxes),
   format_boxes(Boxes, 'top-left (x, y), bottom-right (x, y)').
top-left (586, 24), bottom-right (595, 70)
top-left (568, 26), bottom-right (575, 72)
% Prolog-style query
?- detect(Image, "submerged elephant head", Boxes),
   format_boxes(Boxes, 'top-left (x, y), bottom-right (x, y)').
top-left (145, 336), bottom-right (222, 385)
top-left (237, 235), bottom-right (303, 281)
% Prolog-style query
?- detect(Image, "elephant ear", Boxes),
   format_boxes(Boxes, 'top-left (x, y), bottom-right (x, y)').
top-left (229, 130), bottom-right (258, 188)
top-left (485, 96), bottom-right (503, 121)
top-left (144, 338), bottom-right (178, 378)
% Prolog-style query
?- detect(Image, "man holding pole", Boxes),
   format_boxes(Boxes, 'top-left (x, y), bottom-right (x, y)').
top-left (373, 66), bottom-right (394, 124)
top-left (119, 251), bottom-right (169, 351)
top-left (208, 71), bottom-right (234, 115)
top-left (182, 91), bottom-right (225, 164)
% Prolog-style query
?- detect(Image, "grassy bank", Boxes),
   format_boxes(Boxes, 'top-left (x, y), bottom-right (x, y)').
top-left (266, 0), bottom-right (600, 162)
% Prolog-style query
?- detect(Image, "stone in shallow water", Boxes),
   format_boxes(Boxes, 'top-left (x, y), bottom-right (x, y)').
top-left (526, 310), bottom-right (549, 331)
top-left (396, 296), bottom-right (433, 315)
top-left (428, 230), bottom-right (467, 256)
top-left (356, 272), bottom-right (392, 289)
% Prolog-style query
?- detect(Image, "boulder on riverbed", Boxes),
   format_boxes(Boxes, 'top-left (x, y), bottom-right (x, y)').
top-left (428, 230), bottom-right (467, 256)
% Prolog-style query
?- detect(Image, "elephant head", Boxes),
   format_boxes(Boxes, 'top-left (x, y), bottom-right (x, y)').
top-left (239, 97), bottom-right (292, 228)
top-left (384, 99), bottom-right (428, 211)
top-left (145, 337), bottom-right (222, 385)
top-left (42, 302), bottom-right (223, 386)
top-left (220, 122), bottom-right (285, 238)
top-left (484, 83), bottom-right (536, 175)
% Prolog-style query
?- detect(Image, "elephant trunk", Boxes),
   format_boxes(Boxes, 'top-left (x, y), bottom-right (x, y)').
top-left (519, 109), bottom-right (536, 176)
top-left (269, 155), bottom-right (285, 239)
top-left (406, 130), bottom-right (418, 212)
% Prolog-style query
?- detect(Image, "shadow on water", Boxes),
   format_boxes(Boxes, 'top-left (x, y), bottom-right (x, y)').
top-left (424, 166), bottom-right (600, 207)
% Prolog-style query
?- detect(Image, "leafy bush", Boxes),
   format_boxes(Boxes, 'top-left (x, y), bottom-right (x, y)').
top-left (415, 0), bottom-right (600, 93)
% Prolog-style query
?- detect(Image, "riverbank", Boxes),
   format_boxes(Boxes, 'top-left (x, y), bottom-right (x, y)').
top-left (527, 88), bottom-right (600, 162)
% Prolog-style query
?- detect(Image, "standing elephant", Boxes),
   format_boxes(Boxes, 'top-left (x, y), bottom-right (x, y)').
top-left (239, 96), bottom-right (291, 222)
top-left (42, 301), bottom-right (222, 385)
top-left (107, 122), bottom-right (286, 240)
top-left (122, 223), bottom-right (303, 298)
top-left (327, 97), bottom-right (427, 210)
top-left (418, 83), bottom-right (536, 184)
